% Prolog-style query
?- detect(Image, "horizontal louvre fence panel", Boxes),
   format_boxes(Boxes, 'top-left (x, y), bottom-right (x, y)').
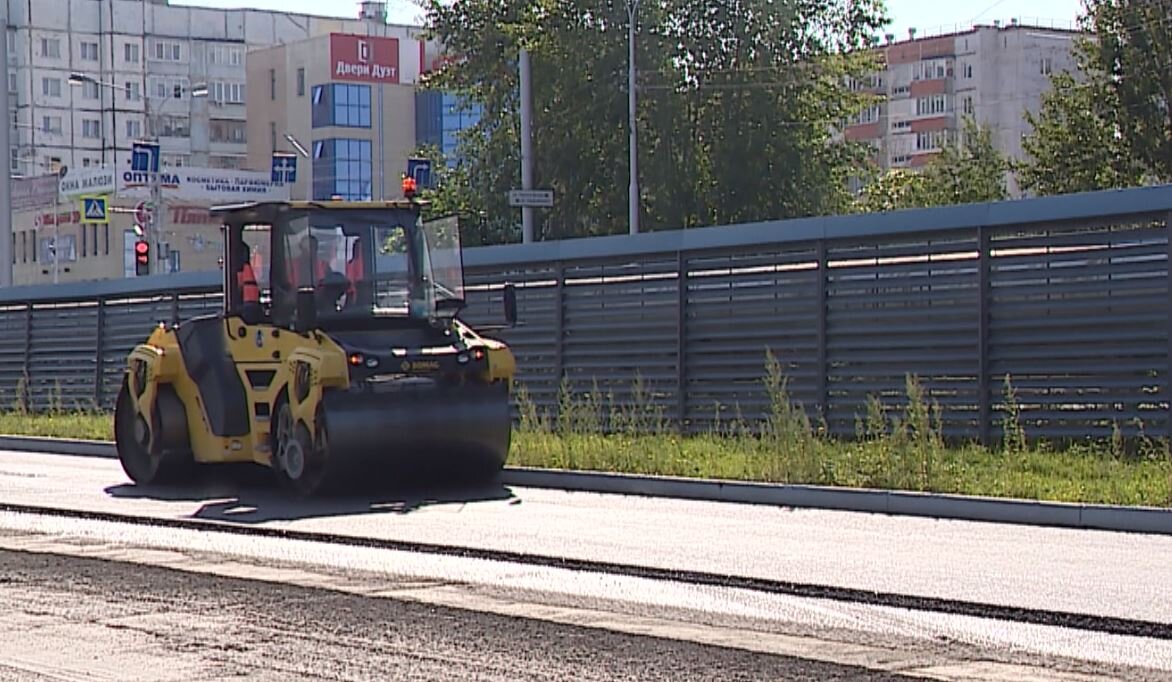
top-left (560, 257), bottom-right (680, 427)
top-left (28, 302), bottom-right (101, 411)
top-left (986, 217), bottom-right (1170, 440)
top-left (0, 186), bottom-right (1169, 445)
top-left (684, 246), bottom-right (821, 433)
top-left (825, 233), bottom-right (981, 439)
top-left (0, 305), bottom-right (28, 409)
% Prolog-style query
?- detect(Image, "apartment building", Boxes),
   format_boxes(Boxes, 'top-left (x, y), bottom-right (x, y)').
top-left (3, 0), bottom-right (408, 179)
top-left (842, 20), bottom-right (1081, 194)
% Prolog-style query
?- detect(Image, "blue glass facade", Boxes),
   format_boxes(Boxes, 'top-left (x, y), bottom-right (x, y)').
top-left (312, 138), bottom-right (373, 201)
top-left (312, 83), bottom-right (372, 129)
top-left (415, 90), bottom-right (482, 166)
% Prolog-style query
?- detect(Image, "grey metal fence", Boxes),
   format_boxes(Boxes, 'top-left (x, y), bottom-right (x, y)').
top-left (3, 184), bottom-right (1171, 444)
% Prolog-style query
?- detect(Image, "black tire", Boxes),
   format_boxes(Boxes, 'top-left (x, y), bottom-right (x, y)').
top-left (271, 399), bottom-right (330, 497)
top-left (114, 378), bottom-right (192, 485)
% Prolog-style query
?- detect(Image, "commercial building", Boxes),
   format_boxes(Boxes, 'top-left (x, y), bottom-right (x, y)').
top-left (415, 90), bottom-right (482, 167)
top-left (245, 26), bottom-right (435, 201)
top-left (842, 21), bottom-right (1081, 194)
top-left (4, 0), bottom-right (397, 178)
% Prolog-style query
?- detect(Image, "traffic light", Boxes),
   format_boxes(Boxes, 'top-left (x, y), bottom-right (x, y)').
top-left (134, 240), bottom-right (150, 276)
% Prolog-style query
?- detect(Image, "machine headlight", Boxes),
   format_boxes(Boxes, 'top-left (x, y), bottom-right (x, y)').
top-left (457, 353), bottom-right (470, 364)
top-left (365, 357), bottom-right (379, 369)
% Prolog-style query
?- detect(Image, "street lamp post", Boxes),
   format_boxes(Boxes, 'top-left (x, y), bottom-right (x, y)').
top-left (0, 10), bottom-right (14, 287)
top-left (67, 73), bottom-right (206, 275)
top-left (626, 0), bottom-right (640, 236)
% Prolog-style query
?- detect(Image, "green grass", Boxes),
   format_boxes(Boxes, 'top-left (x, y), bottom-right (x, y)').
top-left (1, 354), bottom-right (1169, 508)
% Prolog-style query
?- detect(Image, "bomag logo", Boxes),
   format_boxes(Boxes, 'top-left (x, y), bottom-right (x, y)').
top-left (400, 359), bottom-right (441, 373)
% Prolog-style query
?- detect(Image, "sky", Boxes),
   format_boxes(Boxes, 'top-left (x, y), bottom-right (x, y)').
top-left (172, 0), bottom-right (1087, 32)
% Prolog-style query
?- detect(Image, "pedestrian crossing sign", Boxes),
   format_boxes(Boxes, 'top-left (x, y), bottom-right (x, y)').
top-left (81, 196), bottom-right (108, 224)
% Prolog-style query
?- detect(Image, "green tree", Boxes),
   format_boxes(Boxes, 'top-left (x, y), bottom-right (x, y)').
top-left (854, 117), bottom-right (1008, 212)
top-left (419, 0), bottom-right (888, 243)
top-left (1016, 0), bottom-right (1168, 195)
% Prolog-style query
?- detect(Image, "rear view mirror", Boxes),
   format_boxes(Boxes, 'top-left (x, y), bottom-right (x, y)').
top-left (503, 282), bottom-right (517, 327)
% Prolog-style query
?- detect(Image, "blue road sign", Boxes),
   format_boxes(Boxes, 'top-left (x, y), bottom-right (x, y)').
top-left (81, 196), bottom-right (108, 224)
top-left (407, 158), bottom-right (432, 189)
top-left (271, 153), bottom-right (297, 184)
top-left (131, 141), bottom-right (160, 173)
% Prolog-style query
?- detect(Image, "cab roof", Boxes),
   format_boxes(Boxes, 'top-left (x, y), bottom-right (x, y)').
top-left (210, 199), bottom-right (427, 222)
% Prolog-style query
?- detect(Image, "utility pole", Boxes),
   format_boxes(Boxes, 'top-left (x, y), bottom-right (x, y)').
top-left (626, 0), bottom-right (640, 235)
top-left (519, 48), bottom-right (534, 243)
top-left (0, 10), bottom-right (14, 286)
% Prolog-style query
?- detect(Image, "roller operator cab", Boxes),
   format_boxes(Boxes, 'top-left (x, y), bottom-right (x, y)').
top-left (113, 196), bottom-right (519, 497)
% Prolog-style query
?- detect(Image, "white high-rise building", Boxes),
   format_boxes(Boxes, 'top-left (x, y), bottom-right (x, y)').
top-left (4, 0), bottom-right (412, 178)
top-left (840, 20), bottom-right (1082, 196)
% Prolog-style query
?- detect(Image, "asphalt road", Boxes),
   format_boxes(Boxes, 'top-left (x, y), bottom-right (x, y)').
top-left (0, 449), bottom-right (1170, 679)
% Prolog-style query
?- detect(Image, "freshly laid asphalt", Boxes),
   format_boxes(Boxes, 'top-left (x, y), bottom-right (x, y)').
top-left (0, 449), bottom-right (1169, 679)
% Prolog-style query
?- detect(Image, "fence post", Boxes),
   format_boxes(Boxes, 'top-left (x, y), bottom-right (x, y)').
top-left (1167, 212), bottom-right (1172, 439)
top-left (553, 261), bottom-right (565, 388)
top-left (93, 297), bottom-right (105, 409)
top-left (977, 226), bottom-right (991, 447)
top-left (21, 303), bottom-right (31, 411)
top-left (677, 250), bottom-right (688, 431)
top-left (815, 241), bottom-right (828, 430)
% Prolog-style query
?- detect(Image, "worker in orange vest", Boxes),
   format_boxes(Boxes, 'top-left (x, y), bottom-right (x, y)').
top-left (345, 238), bottom-right (363, 305)
top-left (290, 235), bottom-right (328, 289)
top-left (237, 243), bottom-right (262, 322)
top-left (238, 245), bottom-right (260, 302)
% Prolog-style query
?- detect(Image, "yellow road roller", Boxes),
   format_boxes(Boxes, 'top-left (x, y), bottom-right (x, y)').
top-left (113, 193), bottom-right (518, 496)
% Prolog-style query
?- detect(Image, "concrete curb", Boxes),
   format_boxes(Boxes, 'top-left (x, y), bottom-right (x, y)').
top-left (2, 435), bottom-right (1170, 536)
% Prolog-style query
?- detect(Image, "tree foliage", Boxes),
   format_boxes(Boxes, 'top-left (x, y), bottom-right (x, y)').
top-left (418, 0), bottom-right (888, 243)
top-left (854, 117), bottom-right (1009, 212)
top-left (1017, 0), bottom-right (1170, 195)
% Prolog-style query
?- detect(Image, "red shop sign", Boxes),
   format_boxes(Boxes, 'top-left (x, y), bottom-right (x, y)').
top-left (329, 33), bottom-right (400, 84)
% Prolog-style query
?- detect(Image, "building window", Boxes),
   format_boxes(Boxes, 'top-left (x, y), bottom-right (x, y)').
top-left (152, 40), bottom-right (182, 62)
top-left (269, 69), bottom-right (276, 100)
top-left (42, 115), bottom-right (61, 134)
top-left (80, 41), bottom-right (98, 61)
top-left (82, 80), bottom-right (100, 99)
top-left (126, 120), bottom-right (141, 138)
top-left (312, 138), bottom-right (372, 201)
top-left (41, 77), bottom-right (61, 97)
top-left (124, 43), bottom-right (139, 63)
top-left (297, 68), bottom-right (305, 97)
top-left (82, 119), bottom-right (102, 139)
top-left (207, 45), bottom-right (242, 66)
top-left (210, 119), bottom-right (247, 144)
top-left (916, 94), bottom-right (948, 116)
top-left (415, 91), bottom-right (482, 166)
top-left (123, 81), bottom-right (141, 101)
top-left (311, 83), bottom-right (372, 128)
top-left (41, 38), bottom-right (60, 58)
top-left (963, 96), bottom-right (974, 115)
top-left (963, 63), bottom-right (973, 79)
top-left (209, 80), bottom-right (245, 104)
top-left (916, 129), bottom-right (949, 151)
top-left (1040, 57), bottom-right (1052, 75)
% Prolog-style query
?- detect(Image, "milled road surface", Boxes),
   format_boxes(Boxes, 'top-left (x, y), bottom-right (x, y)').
top-left (0, 549), bottom-right (911, 681)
